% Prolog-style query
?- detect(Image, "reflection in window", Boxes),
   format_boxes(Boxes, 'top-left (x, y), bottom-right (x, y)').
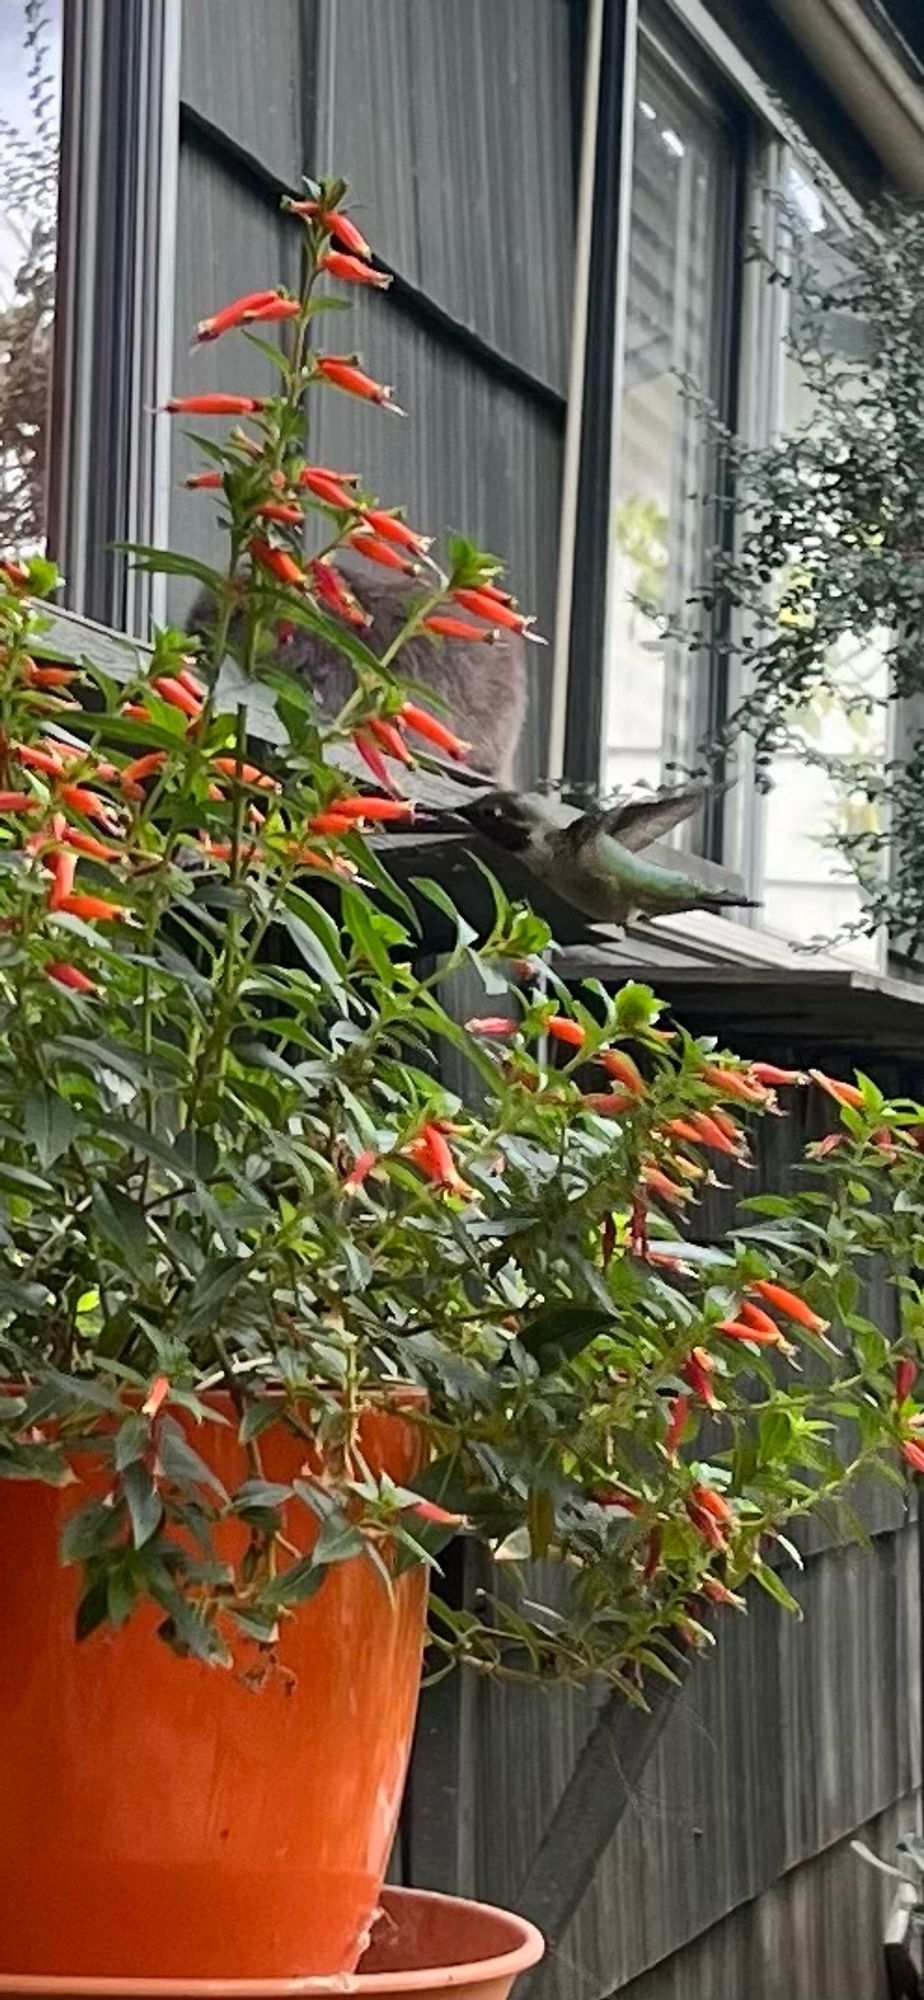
top-left (604, 41), bottom-right (738, 827)
top-left (0, 1), bottom-right (60, 552)
top-left (758, 165), bottom-right (888, 967)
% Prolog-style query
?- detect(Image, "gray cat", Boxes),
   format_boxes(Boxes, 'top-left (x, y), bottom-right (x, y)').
top-left (186, 566), bottom-right (528, 785)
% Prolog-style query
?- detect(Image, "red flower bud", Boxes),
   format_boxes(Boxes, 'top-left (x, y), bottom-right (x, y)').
top-left (47, 849), bottom-right (77, 910)
top-left (57, 785), bottom-right (119, 828)
top-left (451, 587), bottom-right (543, 641)
top-left (700, 1062), bottom-right (767, 1103)
top-left (25, 662), bottom-right (79, 689)
top-left (307, 813), bottom-right (355, 837)
top-left (62, 829), bottom-right (121, 862)
top-left (896, 1358), bottom-right (917, 1405)
top-left (212, 756), bottom-right (279, 790)
top-left (902, 1438), bottom-right (924, 1475)
top-left (353, 730), bottom-right (401, 796)
top-left (682, 1348), bottom-right (721, 1411)
top-left (285, 200), bottom-right (373, 261)
top-left (749, 1063), bottom-right (806, 1087)
top-left (665, 1393), bottom-right (690, 1456)
top-left (403, 1497), bottom-right (464, 1526)
top-left (185, 471), bottom-right (223, 489)
top-left (254, 501), bottom-right (304, 526)
top-left (241, 297), bottom-right (299, 327)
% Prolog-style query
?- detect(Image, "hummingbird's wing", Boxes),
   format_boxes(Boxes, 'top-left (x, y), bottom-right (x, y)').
top-left (579, 781), bottom-right (726, 854)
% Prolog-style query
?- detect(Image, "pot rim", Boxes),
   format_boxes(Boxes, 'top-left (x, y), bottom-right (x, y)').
top-left (0, 1888), bottom-right (544, 1995)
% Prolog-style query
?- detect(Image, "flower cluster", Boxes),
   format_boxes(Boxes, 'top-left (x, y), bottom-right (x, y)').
top-left (0, 180), bottom-right (922, 1687)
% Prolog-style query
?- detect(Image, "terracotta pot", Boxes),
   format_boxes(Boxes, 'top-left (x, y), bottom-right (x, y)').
top-left (0, 1394), bottom-right (428, 1982)
top-left (0, 1887), bottom-right (544, 2000)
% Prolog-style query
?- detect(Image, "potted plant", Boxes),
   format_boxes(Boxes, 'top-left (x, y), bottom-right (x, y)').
top-left (0, 179), bottom-right (922, 1995)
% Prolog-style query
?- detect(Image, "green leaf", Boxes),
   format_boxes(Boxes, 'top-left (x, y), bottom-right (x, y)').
top-left (280, 894), bottom-right (347, 1000)
top-left (75, 1571), bottom-right (110, 1640)
top-left (753, 1563), bottom-right (803, 1617)
top-left (119, 545), bottom-right (230, 597)
top-left (60, 1498), bottom-right (122, 1565)
top-left (267, 1553), bottom-right (327, 1606)
top-left (91, 1186), bottom-right (149, 1265)
top-left (114, 1414), bottom-right (151, 1471)
top-left (311, 1511), bottom-right (365, 1566)
top-left (410, 877), bottom-right (478, 949)
top-left (24, 1085), bottom-right (77, 1168)
top-left (121, 1461), bottom-right (164, 1548)
top-left (182, 1257), bottom-right (246, 1335)
top-left (155, 1416), bottom-right (228, 1501)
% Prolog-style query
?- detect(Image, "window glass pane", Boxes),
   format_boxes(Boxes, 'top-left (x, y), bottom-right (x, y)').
top-left (758, 162), bottom-right (888, 968)
top-left (0, 0), bottom-right (60, 553)
top-left (603, 38), bottom-right (737, 827)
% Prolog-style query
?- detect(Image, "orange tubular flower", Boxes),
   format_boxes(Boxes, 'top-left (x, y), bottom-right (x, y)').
top-left (151, 676), bottom-right (203, 720)
top-left (465, 1017), bottom-right (518, 1036)
top-left (809, 1068), bottom-right (866, 1110)
top-left (368, 717), bottom-right (415, 767)
top-left (307, 813), bottom-right (355, 837)
top-left (423, 614), bottom-right (496, 643)
top-left (665, 1392), bottom-right (690, 1456)
top-left (212, 757), bottom-right (279, 791)
top-left (241, 297), bottom-right (299, 327)
top-left (748, 1278), bottom-right (829, 1333)
top-left (342, 1149), bottom-right (379, 1193)
top-left (702, 1577), bottom-right (745, 1608)
top-left (451, 587), bottom-right (543, 641)
top-left (45, 962), bottom-right (98, 995)
top-left (682, 1347), bottom-right (722, 1410)
top-left (690, 1483), bottom-right (733, 1526)
top-left (402, 1497), bottom-right (464, 1527)
top-left (254, 501), bottom-right (304, 526)
top-left (309, 559), bottom-right (370, 628)
top-left (162, 394), bottom-right (267, 415)
top-left (299, 467), bottom-right (361, 509)
top-left (286, 200), bottom-right (373, 261)
top-left (315, 357), bottom-right (403, 412)
top-left (25, 663), bottom-right (79, 689)
top-left (689, 1110), bottom-right (743, 1158)
top-left (700, 1062), bottom-right (767, 1103)
top-left (14, 743), bottom-right (65, 777)
top-left (749, 1062), bottom-right (806, 1087)
top-left (361, 509), bottom-right (431, 554)
top-left (545, 1016), bottom-right (585, 1048)
top-left (738, 1300), bottom-right (781, 1339)
top-left (141, 1375), bottom-right (170, 1420)
top-left (353, 731), bottom-right (400, 796)
top-left (62, 829), bottom-right (121, 863)
top-left (903, 1438), bottom-right (924, 1475)
top-left (641, 1164), bottom-right (689, 1206)
top-left (580, 1092), bottom-right (636, 1117)
top-left (347, 529), bottom-right (418, 574)
top-left (414, 1123), bottom-right (472, 1197)
top-left (250, 539), bottom-right (307, 590)
top-left (597, 1048), bottom-right (645, 1096)
top-left (397, 701), bottom-right (470, 760)
top-left (47, 850), bottom-right (77, 910)
top-left (896, 1359), bottom-right (917, 1405)
top-left (717, 1317), bottom-right (792, 1352)
top-left (55, 892), bottom-right (127, 923)
top-left (57, 786), bottom-right (119, 829)
top-left (319, 250), bottom-right (391, 288)
top-left (185, 471), bottom-right (223, 490)
top-left (324, 795), bottom-right (414, 824)
top-left (119, 751), bottom-right (168, 800)
top-left (121, 704), bottom-right (153, 724)
top-left (0, 791), bottom-right (40, 812)
top-left (195, 289), bottom-right (281, 343)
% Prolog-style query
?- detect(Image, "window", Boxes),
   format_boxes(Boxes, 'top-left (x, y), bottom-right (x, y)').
top-left (0, 0), bottom-right (60, 553)
top-left (756, 161), bottom-right (888, 966)
top-left (602, 23), bottom-right (743, 835)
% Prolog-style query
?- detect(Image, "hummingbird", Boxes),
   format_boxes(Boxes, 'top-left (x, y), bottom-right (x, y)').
top-left (448, 782), bottom-right (758, 928)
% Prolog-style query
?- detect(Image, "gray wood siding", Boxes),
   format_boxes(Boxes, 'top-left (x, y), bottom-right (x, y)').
top-left (170, 0), bottom-right (574, 781)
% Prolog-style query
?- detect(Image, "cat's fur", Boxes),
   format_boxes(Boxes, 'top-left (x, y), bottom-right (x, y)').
top-left (186, 566), bottom-right (528, 785)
